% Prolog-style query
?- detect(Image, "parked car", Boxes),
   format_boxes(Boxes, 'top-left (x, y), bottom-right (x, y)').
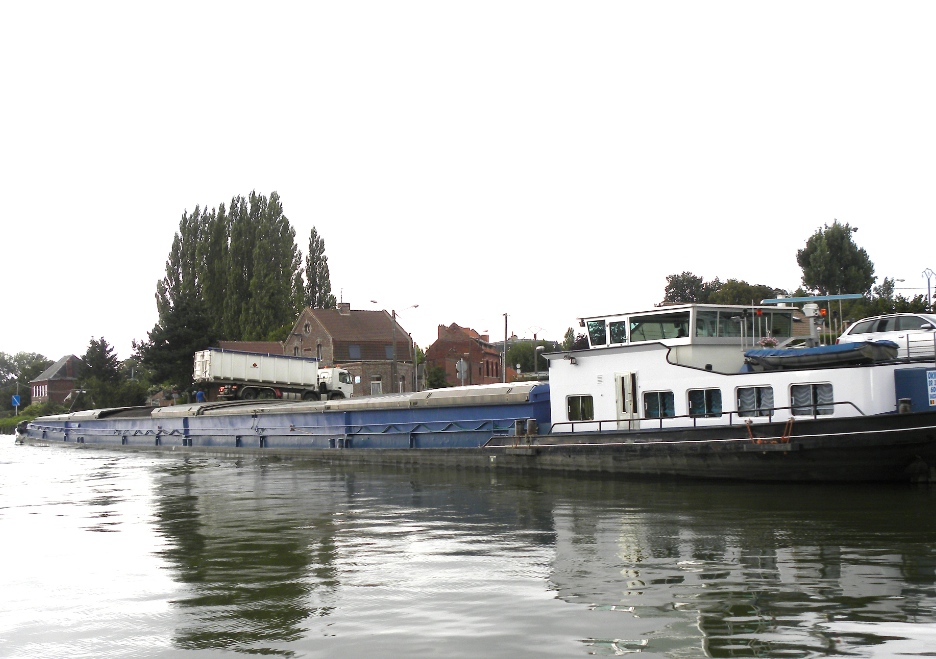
top-left (837, 312), bottom-right (936, 358)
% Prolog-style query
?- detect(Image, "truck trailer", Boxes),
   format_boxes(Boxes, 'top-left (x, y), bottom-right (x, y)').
top-left (193, 349), bottom-right (353, 401)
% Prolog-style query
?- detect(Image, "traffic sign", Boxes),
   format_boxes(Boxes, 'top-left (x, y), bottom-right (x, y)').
top-left (11, 395), bottom-right (20, 407)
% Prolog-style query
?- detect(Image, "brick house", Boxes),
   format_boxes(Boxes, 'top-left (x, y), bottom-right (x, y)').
top-left (425, 324), bottom-right (502, 387)
top-left (283, 302), bottom-right (415, 396)
top-left (29, 355), bottom-right (81, 406)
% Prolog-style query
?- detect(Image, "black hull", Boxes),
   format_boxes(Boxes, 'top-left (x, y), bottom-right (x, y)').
top-left (21, 411), bottom-right (936, 483)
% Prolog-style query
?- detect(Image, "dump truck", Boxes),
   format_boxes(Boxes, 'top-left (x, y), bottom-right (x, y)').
top-left (193, 349), bottom-right (354, 401)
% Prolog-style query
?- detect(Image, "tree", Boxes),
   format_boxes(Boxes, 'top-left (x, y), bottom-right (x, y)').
top-left (136, 296), bottom-right (215, 392)
top-left (240, 192), bottom-right (304, 340)
top-left (76, 337), bottom-right (146, 409)
top-left (796, 220), bottom-right (875, 295)
top-left (707, 279), bottom-right (781, 306)
top-left (304, 227), bottom-right (337, 309)
top-left (561, 328), bottom-right (575, 351)
top-left (1, 352), bottom-right (52, 412)
top-left (426, 365), bottom-right (448, 389)
top-left (662, 272), bottom-right (706, 304)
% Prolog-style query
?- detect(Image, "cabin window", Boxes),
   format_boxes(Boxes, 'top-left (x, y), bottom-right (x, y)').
top-left (587, 320), bottom-right (607, 346)
top-left (688, 388), bottom-right (722, 417)
top-left (630, 312), bottom-right (691, 342)
top-left (609, 321), bottom-right (628, 344)
top-left (737, 386), bottom-right (774, 417)
top-left (567, 395), bottom-right (594, 421)
top-left (791, 383), bottom-right (834, 416)
top-left (695, 311), bottom-right (719, 337)
top-left (644, 391), bottom-right (675, 418)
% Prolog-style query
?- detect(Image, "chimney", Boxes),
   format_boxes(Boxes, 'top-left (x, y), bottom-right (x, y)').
top-left (337, 302), bottom-right (351, 315)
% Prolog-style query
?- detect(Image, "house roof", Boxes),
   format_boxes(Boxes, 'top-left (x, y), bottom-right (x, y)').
top-left (304, 309), bottom-right (406, 342)
top-left (217, 341), bottom-right (285, 355)
top-left (30, 355), bottom-right (80, 384)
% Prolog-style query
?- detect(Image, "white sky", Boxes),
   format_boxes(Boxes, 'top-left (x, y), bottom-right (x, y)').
top-left (3, 1), bottom-right (935, 362)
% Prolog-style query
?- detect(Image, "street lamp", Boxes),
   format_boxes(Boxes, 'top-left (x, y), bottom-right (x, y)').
top-left (923, 269), bottom-right (935, 311)
top-left (535, 345), bottom-right (545, 380)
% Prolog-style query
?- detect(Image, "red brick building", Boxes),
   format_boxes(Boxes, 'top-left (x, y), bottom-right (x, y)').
top-left (283, 303), bottom-right (415, 396)
top-left (29, 355), bottom-right (81, 405)
top-left (425, 324), bottom-right (502, 387)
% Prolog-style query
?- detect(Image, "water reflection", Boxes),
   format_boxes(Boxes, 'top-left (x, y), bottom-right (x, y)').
top-left (0, 436), bottom-right (914, 659)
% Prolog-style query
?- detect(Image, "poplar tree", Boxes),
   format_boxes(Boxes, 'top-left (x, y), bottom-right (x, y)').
top-left (304, 227), bottom-right (337, 309)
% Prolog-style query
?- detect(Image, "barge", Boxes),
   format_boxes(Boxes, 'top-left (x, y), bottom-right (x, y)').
top-left (19, 303), bottom-right (936, 482)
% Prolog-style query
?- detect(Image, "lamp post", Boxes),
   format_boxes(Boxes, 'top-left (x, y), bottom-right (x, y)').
top-left (535, 345), bottom-right (545, 380)
top-left (924, 269), bottom-right (935, 311)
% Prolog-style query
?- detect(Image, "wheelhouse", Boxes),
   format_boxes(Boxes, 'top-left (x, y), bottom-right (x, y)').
top-left (580, 304), bottom-right (796, 349)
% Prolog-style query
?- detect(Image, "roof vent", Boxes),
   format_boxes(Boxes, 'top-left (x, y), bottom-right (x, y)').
top-left (337, 302), bottom-right (351, 315)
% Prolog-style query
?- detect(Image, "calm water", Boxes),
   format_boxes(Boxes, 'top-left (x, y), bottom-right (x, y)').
top-left (2, 438), bottom-right (935, 658)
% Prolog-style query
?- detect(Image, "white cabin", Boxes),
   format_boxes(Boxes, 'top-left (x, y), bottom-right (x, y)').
top-left (545, 304), bottom-right (905, 432)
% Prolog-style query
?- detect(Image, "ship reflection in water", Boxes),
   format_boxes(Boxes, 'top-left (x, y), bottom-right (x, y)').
top-left (3, 443), bottom-right (935, 658)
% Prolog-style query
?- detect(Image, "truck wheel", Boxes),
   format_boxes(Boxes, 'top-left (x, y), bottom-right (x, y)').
top-left (302, 391), bottom-right (320, 401)
top-left (241, 388), bottom-right (257, 400)
top-left (328, 392), bottom-right (345, 400)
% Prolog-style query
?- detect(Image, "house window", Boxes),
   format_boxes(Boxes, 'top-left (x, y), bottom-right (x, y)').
top-left (385, 345), bottom-right (394, 359)
top-left (567, 395), bottom-right (594, 421)
top-left (644, 391), bottom-right (675, 418)
top-left (371, 376), bottom-right (382, 395)
top-left (791, 383), bottom-right (834, 416)
top-left (304, 322), bottom-right (312, 334)
top-left (317, 344), bottom-right (323, 360)
top-left (688, 388), bottom-right (722, 417)
top-left (348, 345), bottom-right (361, 360)
top-left (293, 346), bottom-right (300, 356)
top-left (737, 386), bottom-right (774, 417)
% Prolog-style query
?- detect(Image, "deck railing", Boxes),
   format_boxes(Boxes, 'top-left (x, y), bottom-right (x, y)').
top-left (550, 400), bottom-right (867, 434)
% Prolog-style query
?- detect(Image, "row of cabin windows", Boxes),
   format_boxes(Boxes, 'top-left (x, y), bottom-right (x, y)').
top-left (586, 310), bottom-right (794, 346)
top-left (567, 383), bottom-right (834, 421)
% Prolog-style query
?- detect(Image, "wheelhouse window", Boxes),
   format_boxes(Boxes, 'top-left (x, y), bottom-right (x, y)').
top-left (791, 383), bottom-right (834, 416)
top-left (629, 312), bottom-right (691, 342)
top-left (587, 320), bottom-right (607, 346)
top-left (644, 391), bottom-right (675, 418)
top-left (609, 320), bottom-right (627, 344)
top-left (567, 395), bottom-right (594, 421)
top-left (688, 388), bottom-right (722, 418)
top-left (737, 386), bottom-right (774, 417)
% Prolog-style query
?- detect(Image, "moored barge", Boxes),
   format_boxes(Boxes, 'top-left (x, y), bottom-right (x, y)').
top-left (20, 303), bottom-right (936, 482)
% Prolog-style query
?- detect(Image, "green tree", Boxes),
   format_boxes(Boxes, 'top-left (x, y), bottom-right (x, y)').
top-left (707, 279), bottom-right (781, 305)
top-left (561, 328), bottom-right (575, 351)
top-left (136, 296), bottom-right (215, 392)
top-left (77, 337), bottom-right (147, 409)
top-left (1, 352), bottom-right (52, 412)
top-left (304, 227), bottom-right (337, 309)
top-left (796, 220), bottom-right (875, 295)
top-left (663, 272), bottom-right (706, 304)
top-left (426, 365), bottom-right (449, 389)
top-left (242, 193), bottom-right (304, 340)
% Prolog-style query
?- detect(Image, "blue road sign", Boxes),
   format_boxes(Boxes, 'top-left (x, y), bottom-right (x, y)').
top-left (11, 395), bottom-right (21, 407)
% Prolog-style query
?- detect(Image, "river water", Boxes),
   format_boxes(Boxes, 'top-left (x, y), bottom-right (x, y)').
top-left (2, 438), bottom-right (935, 658)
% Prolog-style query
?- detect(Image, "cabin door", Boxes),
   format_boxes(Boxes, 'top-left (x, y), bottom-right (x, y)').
top-left (615, 372), bottom-right (637, 430)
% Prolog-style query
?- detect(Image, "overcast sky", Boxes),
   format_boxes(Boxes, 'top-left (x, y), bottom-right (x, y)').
top-left (3, 1), bottom-right (935, 362)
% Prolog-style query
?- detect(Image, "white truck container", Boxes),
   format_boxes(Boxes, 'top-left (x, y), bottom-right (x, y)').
top-left (193, 349), bottom-right (353, 401)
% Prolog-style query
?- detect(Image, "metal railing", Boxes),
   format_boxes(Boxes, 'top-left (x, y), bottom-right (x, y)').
top-left (550, 400), bottom-right (867, 434)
